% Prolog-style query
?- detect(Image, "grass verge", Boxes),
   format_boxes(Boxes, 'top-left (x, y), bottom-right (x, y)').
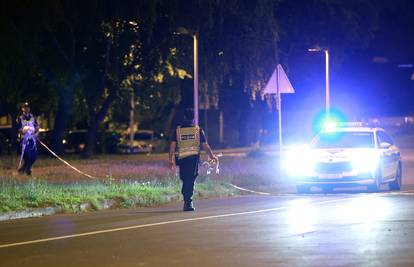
top-left (0, 179), bottom-right (239, 213)
top-left (0, 153), bottom-right (289, 216)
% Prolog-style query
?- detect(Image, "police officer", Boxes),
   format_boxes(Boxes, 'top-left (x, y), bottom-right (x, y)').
top-left (169, 109), bottom-right (218, 211)
top-left (17, 102), bottom-right (39, 175)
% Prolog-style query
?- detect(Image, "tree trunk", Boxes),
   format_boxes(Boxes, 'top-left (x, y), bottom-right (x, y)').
top-left (83, 111), bottom-right (98, 158)
top-left (82, 35), bottom-right (114, 158)
top-left (40, 66), bottom-right (75, 155)
top-left (51, 85), bottom-right (73, 154)
top-left (10, 111), bottom-right (19, 155)
top-left (82, 93), bottom-right (117, 158)
top-left (164, 105), bottom-right (177, 138)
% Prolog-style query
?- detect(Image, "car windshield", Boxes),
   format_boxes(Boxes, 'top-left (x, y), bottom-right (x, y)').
top-left (134, 132), bottom-right (153, 140)
top-left (313, 131), bottom-right (374, 148)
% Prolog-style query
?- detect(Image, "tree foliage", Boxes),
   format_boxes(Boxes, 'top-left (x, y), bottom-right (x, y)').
top-left (0, 0), bottom-right (390, 151)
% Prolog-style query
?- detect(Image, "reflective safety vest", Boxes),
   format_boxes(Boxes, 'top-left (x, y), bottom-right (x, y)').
top-left (19, 114), bottom-right (36, 140)
top-left (176, 126), bottom-right (200, 160)
top-left (20, 114), bottom-right (35, 128)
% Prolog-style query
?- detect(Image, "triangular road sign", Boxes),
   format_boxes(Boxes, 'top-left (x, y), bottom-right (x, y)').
top-left (264, 64), bottom-right (295, 94)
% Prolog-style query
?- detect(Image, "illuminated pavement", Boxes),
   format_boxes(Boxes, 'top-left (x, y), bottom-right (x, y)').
top-left (2, 193), bottom-right (414, 266)
top-left (1, 151), bottom-right (414, 266)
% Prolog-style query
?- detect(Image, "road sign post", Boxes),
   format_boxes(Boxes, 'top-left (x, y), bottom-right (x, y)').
top-left (264, 64), bottom-right (295, 171)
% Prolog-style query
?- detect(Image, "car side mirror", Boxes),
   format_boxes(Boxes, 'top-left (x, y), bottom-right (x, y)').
top-left (379, 142), bottom-right (391, 149)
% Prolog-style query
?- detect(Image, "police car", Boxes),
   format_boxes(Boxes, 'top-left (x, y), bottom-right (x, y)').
top-left (286, 122), bottom-right (402, 193)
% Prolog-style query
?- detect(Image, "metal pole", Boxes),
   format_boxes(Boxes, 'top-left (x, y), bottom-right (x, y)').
top-left (277, 66), bottom-right (282, 170)
top-left (193, 34), bottom-right (199, 126)
top-left (325, 49), bottom-right (330, 117)
top-left (204, 90), bottom-right (208, 139)
top-left (278, 93), bottom-right (282, 170)
top-left (129, 90), bottom-right (135, 150)
top-left (219, 111), bottom-right (224, 144)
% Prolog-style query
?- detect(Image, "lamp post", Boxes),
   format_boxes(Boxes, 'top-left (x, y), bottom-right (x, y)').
top-left (175, 27), bottom-right (199, 126)
top-left (308, 47), bottom-right (330, 117)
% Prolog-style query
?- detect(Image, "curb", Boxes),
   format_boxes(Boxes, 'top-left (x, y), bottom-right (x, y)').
top-left (0, 207), bottom-right (63, 221)
top-left (0, 195), bottom-right (205, 222)
top-left (0, 186), bottom-right (238, 222)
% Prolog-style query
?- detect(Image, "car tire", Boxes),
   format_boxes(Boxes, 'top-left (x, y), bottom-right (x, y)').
top-left (389, 162), bottom-right (402, 191)
top-left (367, 169), bottom-right (381, 192)
top-left (296, 185), bottom-right (310, 194)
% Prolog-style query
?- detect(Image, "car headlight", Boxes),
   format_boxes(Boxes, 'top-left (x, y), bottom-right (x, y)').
top-left (285, 146), bottom-right (315, 177)
top-left (351, 150), bottom-right (379, 174)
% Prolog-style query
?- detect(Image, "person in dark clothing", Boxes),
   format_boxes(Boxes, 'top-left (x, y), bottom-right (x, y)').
top-left (16, 102), bottom-right (39, 175)
top-left (169, 110), bottom-right (218, 211)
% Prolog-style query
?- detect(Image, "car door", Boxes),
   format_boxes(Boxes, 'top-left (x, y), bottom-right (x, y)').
top-left (382, 131), bottom-right (400, 179)
top-left (376, 131), bottom-right (398, 179)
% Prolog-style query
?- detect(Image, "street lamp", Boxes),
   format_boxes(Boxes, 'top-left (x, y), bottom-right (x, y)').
top-left (174, 27), bottom-right (199, 126)
top-left (308, 47), bottom-right (330, 117)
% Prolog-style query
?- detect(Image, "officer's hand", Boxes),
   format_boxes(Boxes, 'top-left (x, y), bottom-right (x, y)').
top-left (168, 160), bottom-right (175, 171)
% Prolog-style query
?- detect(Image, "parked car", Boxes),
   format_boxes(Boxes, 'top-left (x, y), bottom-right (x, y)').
top-left (153, 132), bottom-right (169, 153)
top-left (117, 130), bottom-right (168, 154)
top-left (0, 126), bottom-right (12, 155)
top-left (63, 130), bottom-right (121, 154)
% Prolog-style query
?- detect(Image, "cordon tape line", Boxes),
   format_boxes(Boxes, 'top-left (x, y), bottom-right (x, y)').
top-left (17, 141), bottom-right (26, 170)
top-left (202, 153), bottom-right (271, 196)
top-left (229, 183), bottom-right (271, 195)
top-left (37, 139), bottom-right (99, 179)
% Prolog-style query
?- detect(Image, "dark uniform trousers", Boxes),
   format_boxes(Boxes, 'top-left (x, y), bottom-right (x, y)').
top-left (20, 139), bottom-right (37, 175)
top-left (178, 156), bottom-right (199, 203)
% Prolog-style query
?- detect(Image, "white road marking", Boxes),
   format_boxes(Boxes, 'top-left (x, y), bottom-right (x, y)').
top-left (1, 191), bottom-right (413, 249)
top-left (0, 198), bottom-right (349, 249)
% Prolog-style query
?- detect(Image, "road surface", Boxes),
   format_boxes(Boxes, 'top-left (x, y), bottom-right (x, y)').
top-left (1, 150), bottom-right (414, 266)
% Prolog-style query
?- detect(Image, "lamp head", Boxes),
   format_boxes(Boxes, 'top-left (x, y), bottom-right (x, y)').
top-left (174, 27), bottom-right (196, 36)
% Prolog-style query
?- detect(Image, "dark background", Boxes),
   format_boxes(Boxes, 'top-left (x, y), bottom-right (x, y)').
top-left (0, 0), bottom-right (413, 154)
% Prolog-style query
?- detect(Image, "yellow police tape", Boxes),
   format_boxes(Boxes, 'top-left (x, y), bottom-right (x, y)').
top-left (38, 140), bottom-right (272, 195)
top-left (202, 153), bottom-right (271, 196)
top-left (37, 139), bottom-right (99, 179)
top-left (228, 183), bottom-right (271, 195)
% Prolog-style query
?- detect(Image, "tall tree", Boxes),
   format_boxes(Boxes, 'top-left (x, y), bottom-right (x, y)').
top-left (0, 1), bottom-right (56, 150)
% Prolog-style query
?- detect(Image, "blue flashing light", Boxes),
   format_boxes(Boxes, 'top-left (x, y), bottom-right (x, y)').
top-left (323, 119), bottom-right (339, 131)
top-left (312, 108), bottom-right (348, 133)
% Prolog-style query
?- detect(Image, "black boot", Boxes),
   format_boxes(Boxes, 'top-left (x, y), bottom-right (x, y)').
top-left (25, 164), bottom-right (32, 176)
top-left (183, 201), bottom-right (195, 212)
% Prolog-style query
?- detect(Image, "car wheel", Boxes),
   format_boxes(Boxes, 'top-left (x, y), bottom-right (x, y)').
top-left (296, 185), bottom-right (310, 194)
top-left (389, 162), bottom-right (402, 191)
top-left (367, 169), bottom-right (381, 192)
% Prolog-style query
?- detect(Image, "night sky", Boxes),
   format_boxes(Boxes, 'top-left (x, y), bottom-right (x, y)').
top-left (283, 0), bottom-right (414, 117)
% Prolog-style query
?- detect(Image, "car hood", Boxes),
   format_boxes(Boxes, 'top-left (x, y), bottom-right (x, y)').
top-left (119, 140), bottom-right (151, 147)
top-left (309, 148), bottom-right (377, 163)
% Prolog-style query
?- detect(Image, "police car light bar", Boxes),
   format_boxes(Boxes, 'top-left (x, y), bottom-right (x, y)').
top-left (323, 121), bottom-right (364, 130)
top-left (339, 122), bottom-right (364, 127)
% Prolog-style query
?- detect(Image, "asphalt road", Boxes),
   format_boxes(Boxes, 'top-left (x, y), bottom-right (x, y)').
top-left (1, 150), bottom-right (414, 267)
